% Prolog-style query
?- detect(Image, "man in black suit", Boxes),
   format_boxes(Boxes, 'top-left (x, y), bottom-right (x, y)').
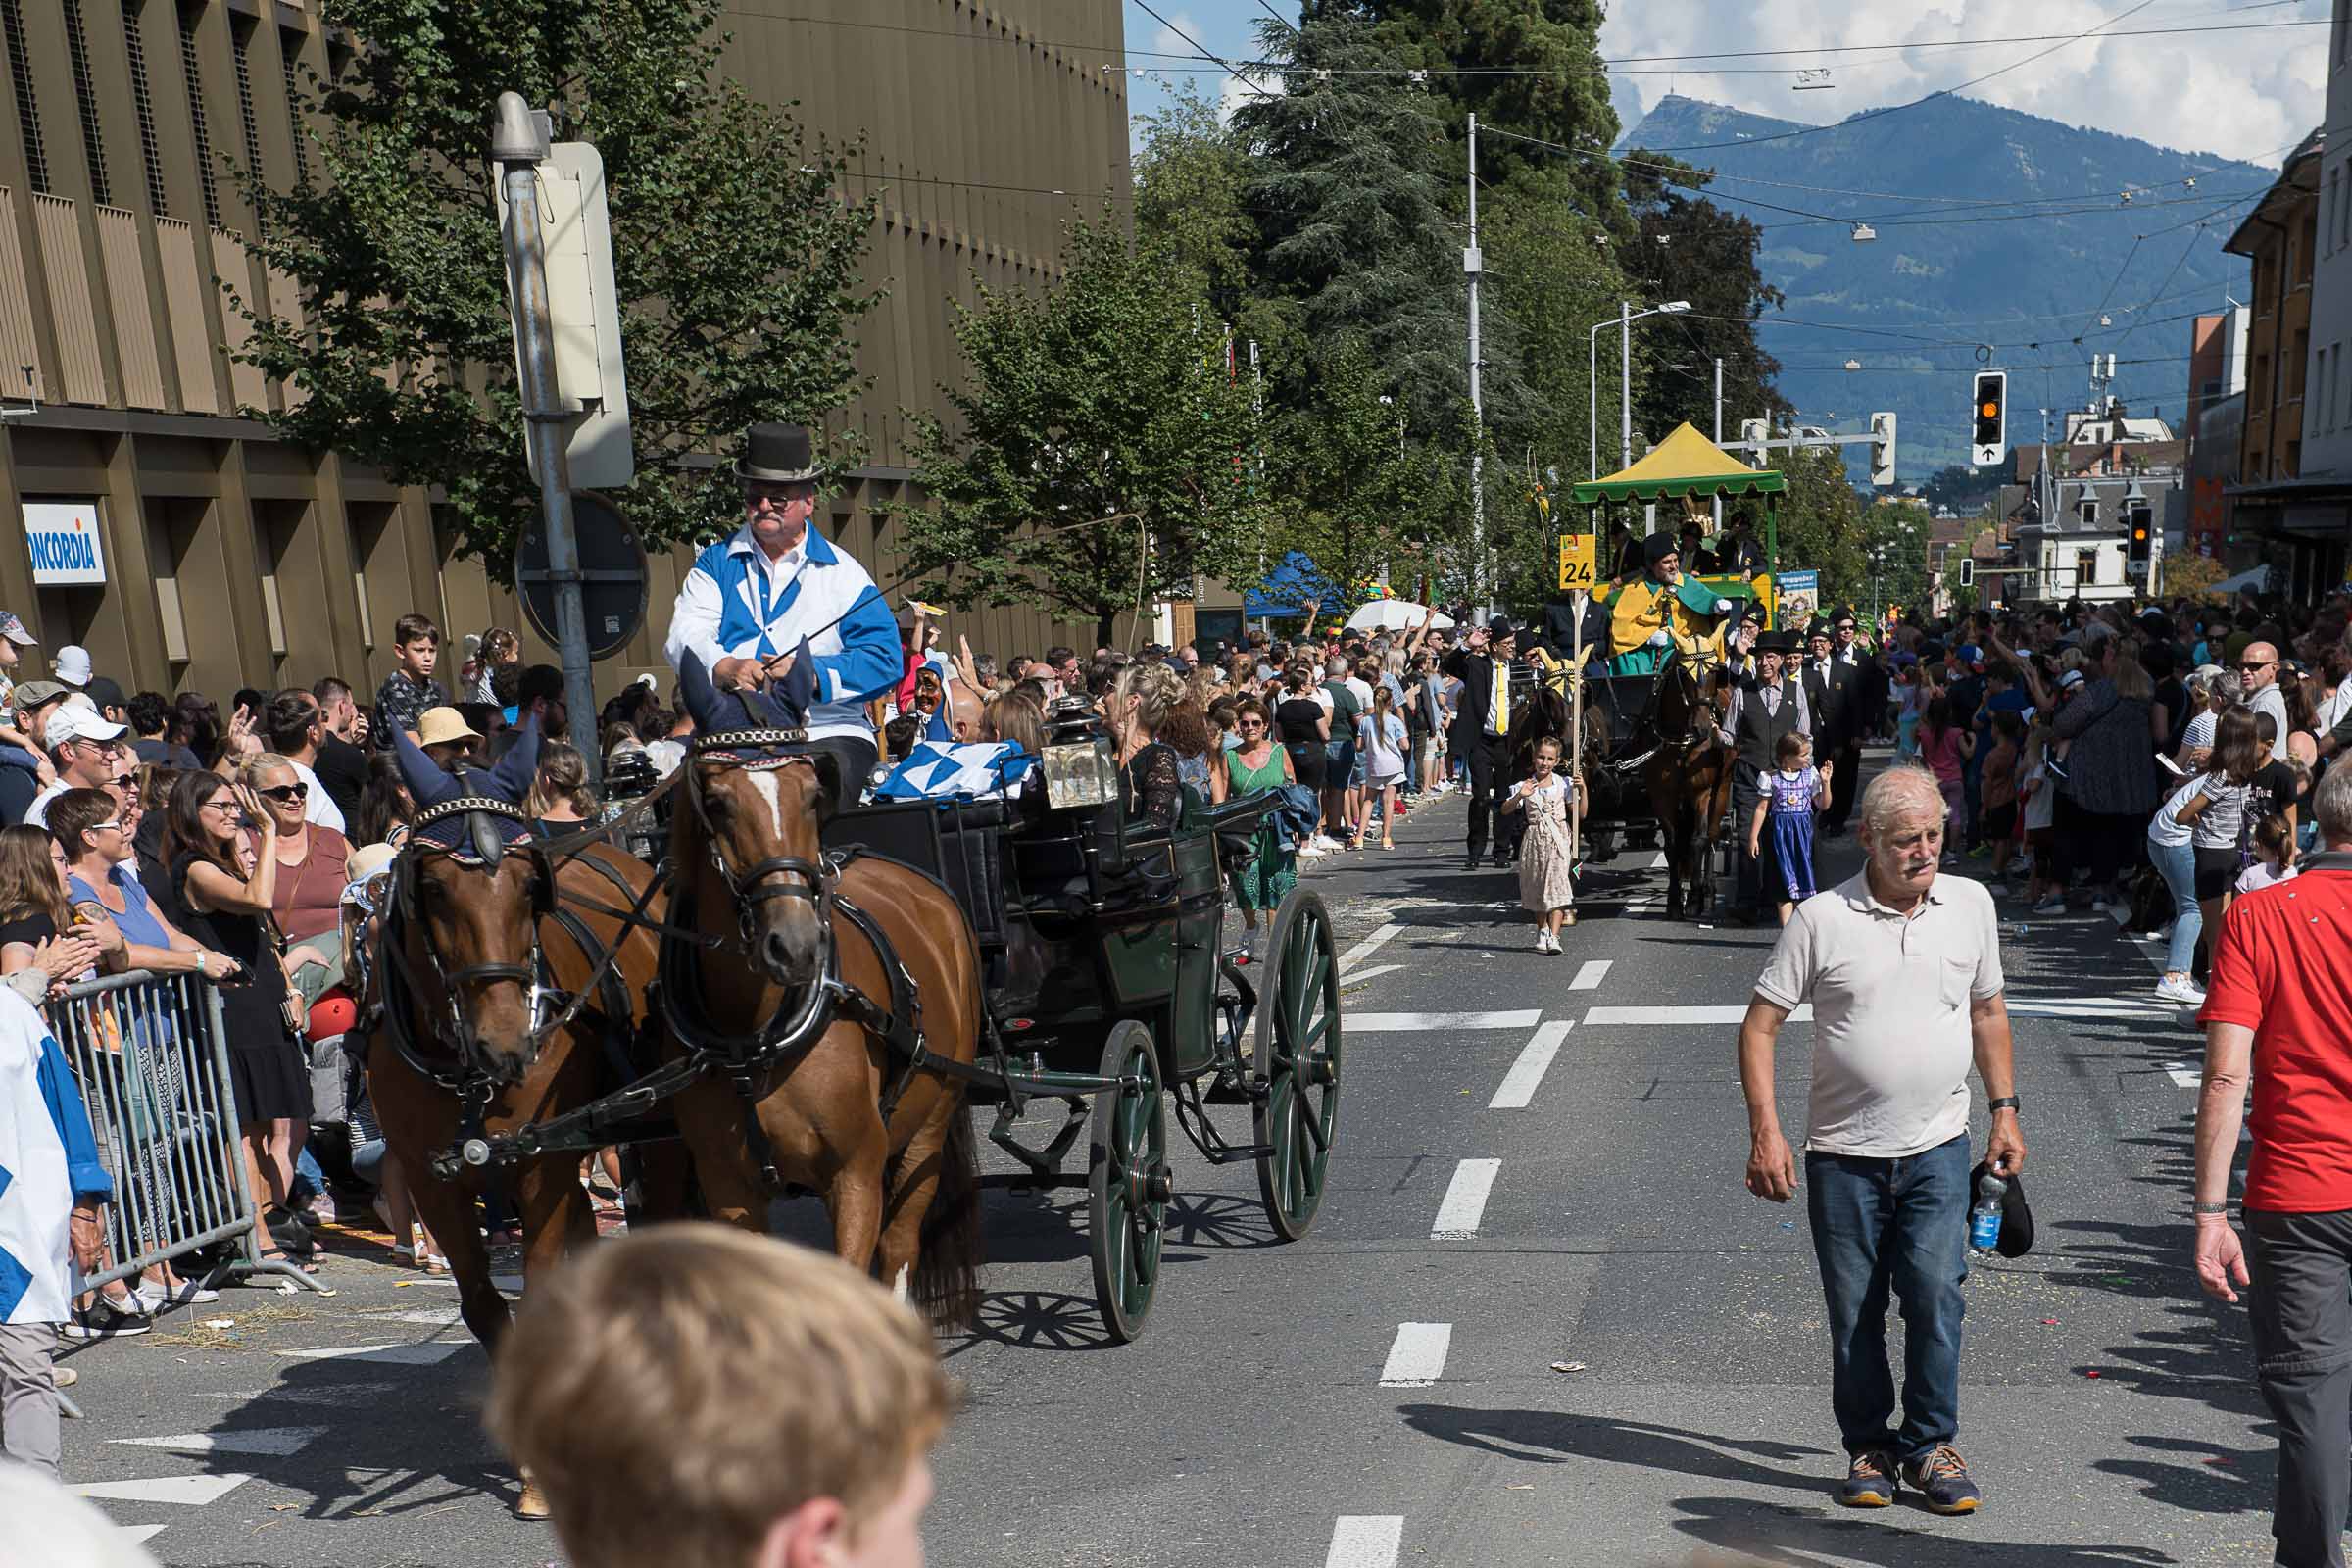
top-left (1799, 619), bottom-right (1857, 836)
top-left (1443, 617), bottom-right (1519, 871)
top-left (1720, 628), bottom-right (1811, 921)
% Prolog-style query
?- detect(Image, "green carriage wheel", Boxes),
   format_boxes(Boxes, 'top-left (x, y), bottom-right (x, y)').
top-left (1087, 1020), bottom-right (1170, 1343)
top-left (1253, 889), bottom-right (1342, 1241)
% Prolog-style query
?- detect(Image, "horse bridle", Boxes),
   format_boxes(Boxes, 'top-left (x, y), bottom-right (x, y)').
top-left (385, 796), bottom-right (555, 1085)
top-left (683, 728), bottom-right (842, 949)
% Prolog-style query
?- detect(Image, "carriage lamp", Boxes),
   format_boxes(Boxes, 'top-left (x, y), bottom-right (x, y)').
top-left (1043, 736), bottom-right (1120, 810)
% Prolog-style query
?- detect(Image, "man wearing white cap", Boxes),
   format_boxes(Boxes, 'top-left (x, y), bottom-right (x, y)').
top-left (49, 646), bottom-right (92, 690)
top-left (24, 705), bottom-right (128, 828)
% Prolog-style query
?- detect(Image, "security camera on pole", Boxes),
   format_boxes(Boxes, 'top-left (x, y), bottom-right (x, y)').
top-left (490, 91), bottom-right (633, 785)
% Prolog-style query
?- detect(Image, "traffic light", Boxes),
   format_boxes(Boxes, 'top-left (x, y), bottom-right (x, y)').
top-left (1957, 558), bottom-right (1976, 588)
top-left (1869, 412), bottom-right (1897, 488)
top-left (1740, 417), bottom-right (1769, 457)
top-left (2127, 515), bottom-right (2152, 569)
top-left (1971, 370), bottom-right (2007, 467)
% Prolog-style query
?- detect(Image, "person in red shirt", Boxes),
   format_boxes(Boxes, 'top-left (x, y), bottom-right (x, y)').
top-left (2193, 759), bottom-right (2352, 1568)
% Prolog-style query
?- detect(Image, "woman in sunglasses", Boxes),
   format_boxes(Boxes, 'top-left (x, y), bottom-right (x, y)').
top-left (1216, 696), bottom-right (1298, 933)
top-left (243, 754), bottom-right (351, 1012)
top-left (159, 766), bottom-right (313, 1270)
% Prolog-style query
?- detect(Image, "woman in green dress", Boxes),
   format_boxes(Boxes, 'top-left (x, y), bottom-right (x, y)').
top-left (1217, 697), bottom-right (1298, 930)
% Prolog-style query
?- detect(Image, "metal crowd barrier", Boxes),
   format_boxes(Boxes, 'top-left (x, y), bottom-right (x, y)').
top-left (49, 969), bottom-right (326, 1297)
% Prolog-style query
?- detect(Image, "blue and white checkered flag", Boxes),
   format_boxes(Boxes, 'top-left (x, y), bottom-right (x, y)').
top-left (873, 741), bottom-right (1035, 802)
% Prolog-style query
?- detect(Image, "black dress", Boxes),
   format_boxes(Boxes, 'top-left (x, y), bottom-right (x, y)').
top-left (171, 853), bottom-right (309, 1125)
top-left (1124, 742), bottom-right (1184, 833)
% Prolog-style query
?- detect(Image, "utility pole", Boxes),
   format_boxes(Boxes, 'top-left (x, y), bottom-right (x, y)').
top-left (1619, 299), bottom-right (1633, 472)
top-left (490, 92), bottom-right (600, 783)
top-left (1465, 114), bottom-right (1488, 615)
top-left (1712, 357), bottom-right (1724, 529)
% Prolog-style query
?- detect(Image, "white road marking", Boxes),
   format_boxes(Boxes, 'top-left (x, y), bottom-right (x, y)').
top-left (2008, 999), bottom-right (2176, 1020)
top-left (367, 1308), bottom-right (468, 1327)
top-left (1341, 962), bottom-right (1403, 987)
top-left (1650, 852), bottom-right (1671, 868)
top-left (1379, 1323), bottom-right (1453, 1388)
top-left (1327, 1515), bottom-right (1405, 1568)
top-left (892, 1263), bottom-right (910, 1304)
top-left (276, 1342), bottom-right (467, 1367)
top-left (2165, 1060), bottom-right (2203, 1089)
top-left (1491, 1020), bottom-right (1573, 1110)
top-left (112, 1426), bottom-right (328, 1457)
top-left (119, 1525), bottom-right (169, 1545)
top-left (1431, 1158), bottom-right (1501, 1239)
top-left (1348, 1009), bottom-right (1542, 1033)
top-left (402, 1274), bottom-right (524, 1293)
top-left (74, 1473), bottom-right (252, 1506)
top-left (1338, 923), bottom-right (1401, 970)
top-left (1585, 1004), bottom-right (1811, 1025)
top-left (1568, 959), bottom-right (1611, 991)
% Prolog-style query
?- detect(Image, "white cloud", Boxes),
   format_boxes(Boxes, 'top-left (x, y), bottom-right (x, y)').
top-left (1601, 0), bottom-right (2328, 164)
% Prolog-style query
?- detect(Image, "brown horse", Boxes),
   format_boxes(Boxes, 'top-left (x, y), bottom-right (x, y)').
top-left (662, 657), bottom-right (984, 1325)
top-left (363, 730), bottom-right (685, 1432)
top-left (1642, 650), bottom-right (1736, 921)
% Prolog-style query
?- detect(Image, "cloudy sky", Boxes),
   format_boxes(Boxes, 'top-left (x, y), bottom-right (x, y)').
top-left (1123, 1), bottom-right (2329, 163)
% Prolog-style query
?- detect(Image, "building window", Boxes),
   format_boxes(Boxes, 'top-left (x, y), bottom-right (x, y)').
top-left (178, 3), bottom-right (221, 229)
top-left (230, 18), bottom-right (266, 232)
top-left (0, 0), bottom-right (51, 195)
top-left (61, 0), bottom-right (110, 207)
top-left (2323, 345), bottom-right (2334, 429)
top-left (279, 36), bottom-right (309, 187)
top-left (123, 2), bottom-right (168, 214)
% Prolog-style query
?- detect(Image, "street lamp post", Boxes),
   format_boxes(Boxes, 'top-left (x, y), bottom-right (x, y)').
top-left (1588, 300), bottom-right (1690, 482)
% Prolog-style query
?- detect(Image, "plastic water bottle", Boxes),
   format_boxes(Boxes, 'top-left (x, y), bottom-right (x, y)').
top-left (1970, 1174), bottom-right (2007, 1252)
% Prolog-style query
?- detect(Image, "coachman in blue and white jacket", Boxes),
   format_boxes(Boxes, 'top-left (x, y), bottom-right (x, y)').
top-left (662, 422), bottom-right (904, 761)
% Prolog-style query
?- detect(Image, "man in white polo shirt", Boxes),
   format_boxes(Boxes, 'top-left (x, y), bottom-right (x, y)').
top-left (1737, 762), bottom-right (2023, 1517)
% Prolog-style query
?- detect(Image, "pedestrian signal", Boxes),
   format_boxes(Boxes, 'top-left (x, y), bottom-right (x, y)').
top-left (1970, 371), bottom-right (2006, 468)
top-left (1957, 558), bottom-right (1976, 588)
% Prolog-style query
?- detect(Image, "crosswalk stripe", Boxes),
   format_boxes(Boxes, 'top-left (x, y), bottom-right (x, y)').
top-left (277, 1342), bottom-right (467, 1366)
top-left (110, 1426), bottom-right (328, 1457)
top-left (119, 1525), bottom-right (169, 1545)
top-left (1490, 1020), bottom-right (1573, 1110)
top-left (1337, 923), bottom-right (1401, 970)
top-left (2165, 1060), bottom-right (2203, 1089)
top-left (1568, 959), bottom-right (1611, 991)
top-left (1585, 1004), bottom-right (1811, 1025)
top-left (1432, 1158), bottom-right (1501, 1239)
top-left (1378, 1323), bottom-right (1452, 1388)
top-left (1326, 1515), bottom-right (1405, 1568)
top-left (74, 1473), bottom-right (252, 1506)
top-left (1348, 1009), bottom-right (1542, 1033)
top-left (1341, 962), bottom-right (1403, 987)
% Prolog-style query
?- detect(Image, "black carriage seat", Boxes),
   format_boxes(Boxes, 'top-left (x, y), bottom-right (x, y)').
top-left (820, 797), bottom-right (1012, 952)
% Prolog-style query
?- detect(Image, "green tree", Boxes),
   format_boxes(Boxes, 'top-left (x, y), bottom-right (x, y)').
top-left (1234, 14), bottom-right (1538, 447)
top-left (1859, 502), bottom-right (1932, 622)
top-left (893, 218), bottom-right (1270, 647)
top-left (237, 0), bottom-right (878, 575)
top-left (1619, 155), bottom-right (1789, 451)
top-left (1355, 0), bottom-right (1624, 220)
top-left (1133, 81), bottom-right (1256, 320)
top-left (1775, 446), bottom-right (1868, 608)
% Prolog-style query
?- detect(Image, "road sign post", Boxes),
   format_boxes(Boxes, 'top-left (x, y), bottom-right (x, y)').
top-left (1557, 532), bottom-right (1596, 594)
top-left (491, 92), bottom-right (609, 785)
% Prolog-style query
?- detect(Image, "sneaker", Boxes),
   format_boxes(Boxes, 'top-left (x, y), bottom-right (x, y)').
top-left (136, 1279), bottom-right (220, 1311)
top-left (1837, 1448), bottom-right (1899, 1508)
top-left (1535, 930), bottom-right (1554, 954)
top-left (2155, 974), bottom-right (2208, 1005)
top-left (2088, 898), bottom-right (2110, 913)
top-left (2031, 895), bottom-right (2064, 915)
top-left (62, 1298), bottom-right (151, 1341)
top-left (1900, 1446), bottom-right (1982, 1514)
top-left (1968, 843), bottom-right (1992, 859)
top-left (1312, 834), bottom-right (1343, 851)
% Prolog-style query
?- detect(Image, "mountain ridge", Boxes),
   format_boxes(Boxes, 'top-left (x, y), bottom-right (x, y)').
top-left (1614, 93), bottom-right (2259, 477)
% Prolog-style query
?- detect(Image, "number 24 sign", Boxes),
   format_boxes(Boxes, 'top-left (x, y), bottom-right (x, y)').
top-left (1557, 533), bottom-right (1597, 592)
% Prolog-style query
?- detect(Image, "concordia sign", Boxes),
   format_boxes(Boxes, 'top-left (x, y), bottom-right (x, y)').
top-left (24, 501), bottom-right (105, 585)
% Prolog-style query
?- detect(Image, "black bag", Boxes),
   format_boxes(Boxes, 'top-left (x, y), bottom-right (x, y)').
top-left (1970, 1158), bottom-right (2034, 1258)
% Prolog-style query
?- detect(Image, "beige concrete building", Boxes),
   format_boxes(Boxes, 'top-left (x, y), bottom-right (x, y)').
top-left (0, 0), bottom-right (1132, 704)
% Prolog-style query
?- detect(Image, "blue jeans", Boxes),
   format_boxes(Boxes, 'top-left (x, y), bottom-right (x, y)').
top-left (2149, 835), bottom-right (2200, 976)
top-left (1805, 1133), bottom-right (1971, 1464)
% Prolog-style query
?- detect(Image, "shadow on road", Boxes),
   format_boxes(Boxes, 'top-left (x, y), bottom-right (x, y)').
top-left (1394, 1402), bottom-right (1827, 1489)
top-left (1666, 1494), bottom-right (2179, 1565)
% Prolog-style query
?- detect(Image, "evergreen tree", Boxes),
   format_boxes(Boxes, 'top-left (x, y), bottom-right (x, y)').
top-left (236, 0), bottom-right (878, 573)
top-left (892, 218), bottom-right (1270, 648)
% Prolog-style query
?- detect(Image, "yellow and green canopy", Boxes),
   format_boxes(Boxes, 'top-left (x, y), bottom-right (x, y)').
top-left (1569, 421), bottom-right (1788, 506)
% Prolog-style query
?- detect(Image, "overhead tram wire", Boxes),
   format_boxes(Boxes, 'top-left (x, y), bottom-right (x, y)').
top-left (1128, 0), bottom-right (1277, 98)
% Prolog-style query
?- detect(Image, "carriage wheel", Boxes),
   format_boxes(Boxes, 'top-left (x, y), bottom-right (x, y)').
top-left (1088, 1020), bottom-right (1169, 1344)
top-left (1253, 890), bottom-right (1342, 1241)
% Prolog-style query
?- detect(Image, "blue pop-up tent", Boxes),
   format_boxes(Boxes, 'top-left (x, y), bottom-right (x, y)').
top-left (1245, 551), bottom-right (1341, 619)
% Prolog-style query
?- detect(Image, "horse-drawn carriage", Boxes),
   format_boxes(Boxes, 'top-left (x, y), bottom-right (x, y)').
top-left (371, 658), bottom-right (1340, 1367)
top-left (1556, 425), bottom-right (1791, 918)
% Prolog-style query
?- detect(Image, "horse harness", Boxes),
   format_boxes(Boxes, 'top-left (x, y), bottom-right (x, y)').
top-left (656, 726), bottom-right (938, 1192)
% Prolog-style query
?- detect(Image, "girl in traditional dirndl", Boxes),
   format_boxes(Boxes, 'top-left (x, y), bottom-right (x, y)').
top-left (1503, 736), bottom-right (1577, 954)
top-left (1747, 730), bottom-right (1831, 925)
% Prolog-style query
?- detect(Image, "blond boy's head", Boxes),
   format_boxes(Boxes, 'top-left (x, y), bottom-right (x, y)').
top-left (488, 1225), bottom-right (953, 1568)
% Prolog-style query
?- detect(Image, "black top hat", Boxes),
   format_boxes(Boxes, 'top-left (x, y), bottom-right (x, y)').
top-left (1485, 616), bottom-right (1519, 643)
top-left (1756, 629), bottom-right (1799, 655)
top-left (1642, 532), bottom-right (1680, 567)
top-left (737, 422), bottom-right (819, 484)
top-left (1805, 617), bottom-right (1834, 641)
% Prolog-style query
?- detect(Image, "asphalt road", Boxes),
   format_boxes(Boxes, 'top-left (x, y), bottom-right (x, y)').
top-left (55, 754), bottom-right (2283, 1568)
